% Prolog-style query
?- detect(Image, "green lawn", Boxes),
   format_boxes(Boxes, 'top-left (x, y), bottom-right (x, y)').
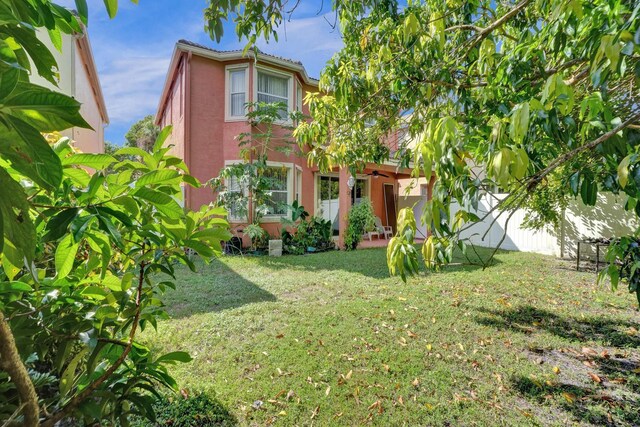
top-left (141, 248), bottom-right (639, 426)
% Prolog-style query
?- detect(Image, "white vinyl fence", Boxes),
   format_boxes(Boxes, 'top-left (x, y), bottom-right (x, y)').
top-left (398, 193), bottom-right (638, 259)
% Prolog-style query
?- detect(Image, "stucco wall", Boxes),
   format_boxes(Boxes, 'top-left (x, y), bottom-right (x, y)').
top-left (32, 30), bottom-right (105, 153)
top-left (72, 39), bottom-right (104, 154)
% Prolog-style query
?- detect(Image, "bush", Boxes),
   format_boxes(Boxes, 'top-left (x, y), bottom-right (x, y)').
top-left (282, 213), bottom-right (335, 255)
top-left (245, 223), bottom-right (270, 251)
top-left (130, 392), bottom-right (237, 426)
top-left (344, 198), bottom-right (376, 250)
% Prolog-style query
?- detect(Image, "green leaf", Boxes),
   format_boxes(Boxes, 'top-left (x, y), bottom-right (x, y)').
top-left (152, 125), bottom-right (173, 153)
top-left (135, 169), bottom-right (181, 188)
top-left (0, 281), bottom-right (32, 293)
top-left (509, 102), bottom-right (530, 144)
top-left (80, 286), bottom-right (107, 299)
top-left (114, 147), bottom-right (157, 169)
top-left (191, 227), bottom-right (232, 242)
top-left (580, 178), bottom-right (597, 206)
top-left (3, 26), bottom-right (58, 84)
top-left (62, 153), bottom-right (117, 169)
top-left (59, 348), bottom-right (87, 397)
top-left (103, 0), bottom-right (118, 18)
top-left (0, 117), bottom-right (63, 189)
top-left (94, 206), bottom-right (133, 227)
top-left (0, 168), bottom-right (35, 262)
top-left (43, 208), bottom-right (79, 242)
top-left (183, 239), bottom-right (215, 258)
top-left (55, 234), bottom-right (79, 278)
top-left (156, 351), bottom-right (192, 364)
top-left (134, 188), bottom-right (183, 219)
top-left (75, 0), bottom-right (89, 24)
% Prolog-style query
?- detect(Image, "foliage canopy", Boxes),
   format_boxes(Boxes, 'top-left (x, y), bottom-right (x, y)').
top-left (207, 0), bottom-right (640, 283)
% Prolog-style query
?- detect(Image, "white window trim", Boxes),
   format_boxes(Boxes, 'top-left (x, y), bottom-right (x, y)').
top-left (225, 64), bottom-right (250, 122)
top-left (260, 161), bottom-right (294, 223)
top-left (295, 165), bottom-right (303, 203)
top-left (253, 65), bottom-right (294, 125)
top-left (312, 172), bottom-right (371, 216)
top-left (296, 79), bottom-right (303, 113)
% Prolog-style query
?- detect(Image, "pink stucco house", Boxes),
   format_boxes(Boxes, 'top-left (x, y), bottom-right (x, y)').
top-left (155, 40), bottom-right (426, 247)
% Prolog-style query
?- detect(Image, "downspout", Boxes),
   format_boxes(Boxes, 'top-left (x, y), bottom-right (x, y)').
top-left (185, 51), bottom-right (192, 209)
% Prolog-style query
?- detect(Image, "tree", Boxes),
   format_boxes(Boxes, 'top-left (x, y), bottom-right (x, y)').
top-left (104, 140), bottom-right (119, 155)
top-left (0, 2), bottom-right (229, 425)
top-left (206, 1), bottom-right (640, 287)
top-left (125, 115), bottom-right (161, 152)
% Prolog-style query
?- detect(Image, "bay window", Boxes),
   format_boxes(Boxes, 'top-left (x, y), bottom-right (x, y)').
top-left (257, 69), bottom-right (291, 120)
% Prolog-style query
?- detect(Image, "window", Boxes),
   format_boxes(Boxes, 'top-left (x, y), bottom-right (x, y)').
top-left (420, 184), bottom-right (428, 197)
top-left (296, 83), bottom-right (303, 113)
top-left (262, 166), bottom-right (290, 217)
top-left (257, 70), bottom-right (290, 120)
top-left (226, 175), bottom-right (248, 222)
top-left (295, 168), bottom-right (303, 202)
top-left (228, 67), bottom-right (247, 119)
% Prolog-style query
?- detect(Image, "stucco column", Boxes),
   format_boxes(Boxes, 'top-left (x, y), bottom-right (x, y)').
top-left (338, 167), bottom-right (351, 249)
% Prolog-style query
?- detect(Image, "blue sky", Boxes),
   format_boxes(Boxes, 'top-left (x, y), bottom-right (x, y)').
top-left (58, 0), bottom-right (343, 145)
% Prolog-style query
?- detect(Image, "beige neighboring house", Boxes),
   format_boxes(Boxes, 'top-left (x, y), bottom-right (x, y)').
top-left (32, 27), bottom-right (109, 154)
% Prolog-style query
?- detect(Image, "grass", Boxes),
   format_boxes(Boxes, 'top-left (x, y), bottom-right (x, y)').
top-left (140, 247), bottom-right (640, 426)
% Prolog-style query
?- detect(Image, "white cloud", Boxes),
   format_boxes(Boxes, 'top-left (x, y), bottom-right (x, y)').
top-left (256, 12), bottom-right (343, 77)
top-left (99, 54), bottom-right (171, 123)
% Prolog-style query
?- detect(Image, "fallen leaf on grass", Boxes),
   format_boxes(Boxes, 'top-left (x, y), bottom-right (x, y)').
top-left (278, 411), bottom-right (287, 416)
top-left (561, 392), bottom-right (576, 404)
top-left (311, 405), bottom-right (320, 419)
top-left (553, 366), bottom-right (561, 375)
top-left (325, 386), bottom-right (331, 396)
top-left (275, 333), bottom-right (284, 339)
top-left (286, 390), bottom-right (295, 401)
top-left (588, 372), bottom-right (602, 384)
top-left (407, 330), bottom-right (417, 338)
top-left (411, 378), bottom-right (420, 387)
top-left (582, 347), bottom-right (598, 357)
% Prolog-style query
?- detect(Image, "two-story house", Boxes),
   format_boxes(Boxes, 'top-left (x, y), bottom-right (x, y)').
top-left (155, 40), bottom-right (422, 247)
top-left (33, 26), bottom-right (109, 154)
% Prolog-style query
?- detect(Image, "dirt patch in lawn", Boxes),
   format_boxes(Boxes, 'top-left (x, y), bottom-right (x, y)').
top-left (514, 346), bottom-right (640, 426)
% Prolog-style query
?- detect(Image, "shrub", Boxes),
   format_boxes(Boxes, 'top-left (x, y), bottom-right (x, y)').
top-left (245, 224), bottom-right (269, 251)
top-left (344, 198), bottom-right (376, 250)
top-left (281, 205), bottom-right (335, 255)
top-left (130, 392), bottom-right (237, 427)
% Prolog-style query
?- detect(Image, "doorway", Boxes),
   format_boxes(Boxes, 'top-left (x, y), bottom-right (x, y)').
top-left (383, 183), bottom-right (397, 233)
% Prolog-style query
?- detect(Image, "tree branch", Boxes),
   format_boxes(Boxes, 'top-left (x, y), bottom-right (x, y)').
top-left (0, 312), bottom-right (39, 427)
top-left (528, 111), bottom-right (640, 190)
top-left (41, 259), bottom-right (148, 427)
top-left (468, 0), bottom-right (533, 50)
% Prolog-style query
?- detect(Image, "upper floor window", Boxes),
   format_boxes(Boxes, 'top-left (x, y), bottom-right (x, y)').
top-left (227, 66), bottom-right (247, 120)
top-left (296, 83), bottom-right (303, 113)
top-left (257, 70), bottom-right (290, 120)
